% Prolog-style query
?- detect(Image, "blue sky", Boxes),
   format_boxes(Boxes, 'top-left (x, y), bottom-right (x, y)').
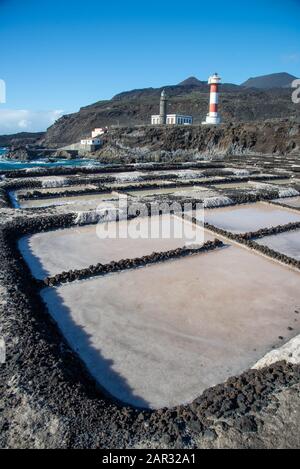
top-left (0, 0), bottom-right (299, 133)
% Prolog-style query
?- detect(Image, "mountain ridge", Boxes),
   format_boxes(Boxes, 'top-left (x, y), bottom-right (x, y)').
top-left (1, 73), bottom-right (299, 146)
top-left (42, 75), bottom-right (299, 146)
top-left (177, 76), bottom-right (205, 86)
top-left (242, 72), bottom-right (298, 89)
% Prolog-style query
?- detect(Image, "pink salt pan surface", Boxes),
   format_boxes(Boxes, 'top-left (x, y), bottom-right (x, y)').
top-left (273, 196), bottom-right (300, 208)
top-left (18, 192), bottom-right (118, 209)
top-left (23, 184), bottom-right (97, 195)
top-left (127, 185), bottom-right (211, 198)
top-left (256, 229), bottom-right (300, 261)
top-left (111, 180), bottom-right (173, 188)
top-left (204, 202), bottom-right (300, 234)
top-left (19, 215), bottom-right (211, 280)
top-left (42, 245), bottom-right (300, 409)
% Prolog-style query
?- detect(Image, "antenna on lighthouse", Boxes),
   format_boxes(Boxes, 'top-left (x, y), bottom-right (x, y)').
top-left (202, 73), bottom-right (222, 125)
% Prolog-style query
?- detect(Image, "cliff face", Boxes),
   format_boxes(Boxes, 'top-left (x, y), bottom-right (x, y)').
top-left (42, 86), bottom-right (300, 147)
top-left (93, 121), bottom-right (300, 163)
top-left (4, 146), bottom-right (56, 161)
top-left (4, 121), bottom-right (300, 164)
top-left (0, 132), bottom-right (45, 147)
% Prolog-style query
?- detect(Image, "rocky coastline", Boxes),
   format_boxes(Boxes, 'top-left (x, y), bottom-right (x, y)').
top-left (2, 120), bottom-right (300, 165)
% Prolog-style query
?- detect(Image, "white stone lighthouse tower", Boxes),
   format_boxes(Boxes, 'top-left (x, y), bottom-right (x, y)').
top-left (203, 73), bottom-right (222, 125)
top-left (159, 89), bottom-right (167, 124)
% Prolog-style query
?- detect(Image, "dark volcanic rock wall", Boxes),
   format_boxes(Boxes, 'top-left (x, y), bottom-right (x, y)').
top-left (93, 121), bottom-right (300, 162)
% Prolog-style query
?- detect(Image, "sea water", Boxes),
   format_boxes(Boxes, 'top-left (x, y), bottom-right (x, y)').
top-left (0, 148), bottom-right (103, 171)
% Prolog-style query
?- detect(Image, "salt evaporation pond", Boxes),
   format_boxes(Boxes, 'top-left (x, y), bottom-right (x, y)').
top-left (272, 196), bottom-right (300, 209)
top-left (18, 184), bottom-right (98, 196)
top-left (41, 245), bottom-right (300, 409)
top-left (256, 229), bottom-right (300, 260)
top-left (19, 215), bottom-right (212, 279)
top-left (171, 188), bottom-right (217, 199)
top-left (142, 170), bottom-right (204, 179)
top-left (127, 185), bottom-right (213, 198)
top-left (18, 192), bottom-right (120, 209)
top-left (112, 179), bottom-right (174, 188)
top-left (184, 177), bottom-right (224, 184)
top-left (204, 202), bottom-right (300, 234)
top-left (126, 187), bottom-right (183, 197)
top-left (267, 179), bottom-right (298, 185)
top-left (211, 182), bottom-right (253, 190)
top-left (113, 171), bottom-right (147, 181)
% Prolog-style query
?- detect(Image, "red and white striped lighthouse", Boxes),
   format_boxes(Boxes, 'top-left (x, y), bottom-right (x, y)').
top-left (203, 73), bottom-right (222, 125)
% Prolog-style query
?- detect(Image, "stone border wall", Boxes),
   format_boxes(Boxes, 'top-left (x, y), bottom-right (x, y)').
top-left (16, 180), bottom-right (281, 204)
top-left (41, 240), bottom-right (224, 287)
top-left (201, 220), bottom-right (300, 270)
top-left (0, 187), bottom-right (10, 208)
top-left (0, 161), bottom-right (226, 179)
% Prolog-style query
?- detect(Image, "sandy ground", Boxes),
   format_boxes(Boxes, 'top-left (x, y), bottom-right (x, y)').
top-left (18, 215), bottom-right (211, 279)
top-left (204, 202), bottom-right (300, 234)
top-left (42, 245), bottom-right (300, 409)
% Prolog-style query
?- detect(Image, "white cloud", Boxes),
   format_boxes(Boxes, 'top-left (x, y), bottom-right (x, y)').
top-left (0, 109), bottom-right (64, 134)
